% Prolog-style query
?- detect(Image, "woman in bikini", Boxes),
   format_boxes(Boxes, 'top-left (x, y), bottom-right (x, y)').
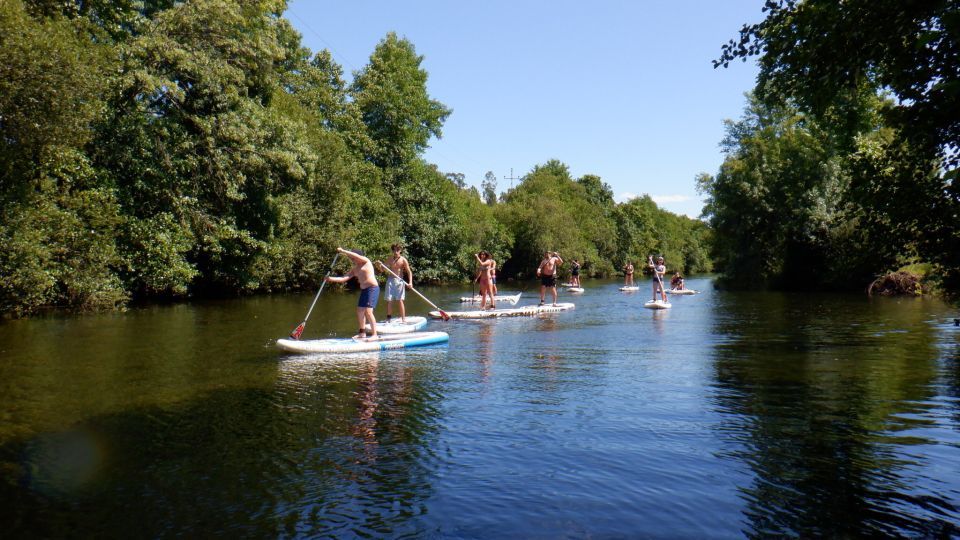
top-left (475, 251), bottom-right (496, 310)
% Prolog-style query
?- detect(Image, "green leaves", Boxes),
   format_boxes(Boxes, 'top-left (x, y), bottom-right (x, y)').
top-left (350, 32), bottom-right (452, 169)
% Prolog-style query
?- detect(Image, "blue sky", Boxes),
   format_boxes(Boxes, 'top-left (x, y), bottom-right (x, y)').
top-left (284, 1), bottom-right (763, 218)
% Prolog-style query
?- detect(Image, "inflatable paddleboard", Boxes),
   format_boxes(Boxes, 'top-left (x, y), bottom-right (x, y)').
top-left (430, 302), bottom-right (575, 319)
top-left (666, 289), bottom-right (698, 295)
top-left (459, 293), bottom-right (522, 304)
top-left (277, 331), bottom-right (448, 354)
top-left (560, 282), bottom-right (576, 288)
top-left (619, 286), bottom-right (640, 291)
top-left (364, 316), bottom-right (427, 334)
top-left (643, 300), bottom-right (672, 310)
top-left (567, 287), bottom-right (585, 293)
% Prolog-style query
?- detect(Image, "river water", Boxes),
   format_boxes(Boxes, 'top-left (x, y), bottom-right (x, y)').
top-left (1, 277), bottom-right (958, 538)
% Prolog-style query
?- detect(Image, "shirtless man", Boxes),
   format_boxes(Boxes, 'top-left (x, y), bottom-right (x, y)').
top-left (624, 261), bottom-right (635, 286)
top-left (384, 244), bottom-right (413, 322)
top-left (536, 251), bottom-right (563, 306)
top-left (326, 247), bottom-right (379, 339)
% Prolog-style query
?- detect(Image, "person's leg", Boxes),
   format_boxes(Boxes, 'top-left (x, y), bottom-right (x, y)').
top-left (386, 300), bottom-right (394, 321)
top-left (356, 307), bottom-right (366, 338)
top-left (539, 284), bottom-right (545, 304)
top-left (551, 285), bottom-right (558, 305)
top-left (399, 299), bottom-right (406, 321)
top-left (365, 308), bottom-right (377, 337)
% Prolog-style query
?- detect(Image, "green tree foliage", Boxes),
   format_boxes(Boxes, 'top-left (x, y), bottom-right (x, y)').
top-left (698, 96), bottom-right (931, 290)
top-left (0, 2), bottom-right (715, 316)
top-left (482, 171), bottom-right (498, 205)
top-left (350, 32), bottom-right (451, 169)
top-left (0, 1), bottom-right (124, 314)
top-left (717, 0), bottom-right (960, 290)
top-left (496, 160), bottom-right (708, 279)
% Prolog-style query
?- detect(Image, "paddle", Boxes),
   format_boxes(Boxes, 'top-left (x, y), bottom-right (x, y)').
top-left (289, 253), bottom-right (340, 340)
top-left (376, 261), bottom-right (451, 321)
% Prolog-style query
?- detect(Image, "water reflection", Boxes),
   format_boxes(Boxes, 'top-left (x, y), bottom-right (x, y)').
top-left (1, 280), bottom-right (958, 537)
top-left (708, 292), bottom-right (960, 537)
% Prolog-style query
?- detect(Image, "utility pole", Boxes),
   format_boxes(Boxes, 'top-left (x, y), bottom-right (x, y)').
top-left (503, 168), bottom-right (522, 189)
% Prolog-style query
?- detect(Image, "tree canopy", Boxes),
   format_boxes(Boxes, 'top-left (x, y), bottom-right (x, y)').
top-left (712, 0), bottom-right (960, 291)
top-left (0, 0), bottom-right (709, 316)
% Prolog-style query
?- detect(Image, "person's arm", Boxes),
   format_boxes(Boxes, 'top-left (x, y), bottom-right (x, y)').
top-left (403, 258), bottom-right (413, 287)
top-left (326, 274), bottom-right (351, 284)
top-left (536, 260), bottom-right (544, 276)
top-left (554, 254), bottom-right (563, 266)
top-left (337, 247), bottom-right (370, 267)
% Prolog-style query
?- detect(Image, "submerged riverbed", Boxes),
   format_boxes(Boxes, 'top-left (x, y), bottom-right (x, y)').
top-left (1, 277), bottom-right (959, 538)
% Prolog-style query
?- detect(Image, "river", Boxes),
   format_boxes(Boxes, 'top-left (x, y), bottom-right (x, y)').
top-left (1, 277), bottom-right (958, 538)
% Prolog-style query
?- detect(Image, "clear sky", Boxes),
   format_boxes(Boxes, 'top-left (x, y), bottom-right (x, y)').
top-left (284, 1), bottom-right (764, 218)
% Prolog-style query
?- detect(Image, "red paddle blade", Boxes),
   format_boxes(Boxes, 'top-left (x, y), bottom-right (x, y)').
top-left (290, 323), bottom-right (305, 340)
top-left (440, 310), bottom-right (450, 321)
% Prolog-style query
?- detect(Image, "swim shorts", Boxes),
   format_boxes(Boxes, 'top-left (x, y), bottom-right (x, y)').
top-left (385, 277), bottom-right (406, 301)
top-left (358, 285), bottom-right (380, 309)
top-left (540, 274), bottom-right (556, 287)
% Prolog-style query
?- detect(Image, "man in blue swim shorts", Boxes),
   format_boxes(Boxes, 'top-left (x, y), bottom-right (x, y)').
top-left (326, 247), bottom-right (380, 338)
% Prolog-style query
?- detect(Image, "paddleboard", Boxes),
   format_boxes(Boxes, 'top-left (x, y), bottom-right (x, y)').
top-left (364, 316), bottom-right (427, 334)
top-left (458, 292), bottom-right (522, 303)
top-left (560, 282), bottom-right (576, 288)
top-left (276, 331), bottom-right (449, 354)
top-left (666, 289), bottom-right (698, 295)
top-left (619, 286), bottom-right (640, 291)
top-left (644, 300), bottom-right (672, 309)
top-left (430, 302), bottom-right (575, 319)
top-left (568, 287), bottom-right (585, 293)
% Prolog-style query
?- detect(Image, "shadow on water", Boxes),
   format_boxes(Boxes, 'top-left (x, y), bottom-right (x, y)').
top-left (707, 290), bottom-right (960, 538)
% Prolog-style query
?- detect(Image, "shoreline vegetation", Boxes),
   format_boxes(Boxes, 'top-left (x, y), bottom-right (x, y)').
top-left (2, 1), bottom-right (957, 318)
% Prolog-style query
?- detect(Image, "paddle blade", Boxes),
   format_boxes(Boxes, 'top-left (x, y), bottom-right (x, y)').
top-left (290, 323), bottom-right (305, 340)
top-left (439, 310), bottom-right (451, 321)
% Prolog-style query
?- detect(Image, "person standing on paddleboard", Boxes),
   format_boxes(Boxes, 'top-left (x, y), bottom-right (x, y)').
top-left (649, 256), bottom-right (667, 303)
top-left (384, 244), bottom-right (413, 323)
top-left (537, 251), bottom-right (563, 306)
top-left (326, 247), bottom-right (379, 339)
top-left (475, 251), bottom-right (496, 310)
top-left (624, 261), bottom-right (635, 286)
top-left (571, 259), bottom-right (582, 287)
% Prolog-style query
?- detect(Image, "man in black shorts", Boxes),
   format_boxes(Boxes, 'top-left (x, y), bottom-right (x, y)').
top-left (536, 251), bottom-right (563, 306)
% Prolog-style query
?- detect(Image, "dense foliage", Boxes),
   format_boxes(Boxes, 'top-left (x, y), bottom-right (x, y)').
top-left (707, 0), bottom-right (959, 291)
top-left (0, 0), bottom-right (707, 316)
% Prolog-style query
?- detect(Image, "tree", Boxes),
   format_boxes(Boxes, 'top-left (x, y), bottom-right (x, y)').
top-left (717, 0), bottom-right (960, 289)
top-left (717, 0), bottom-right (958, 167)
top-left (445, 172), bottom-right (467, 189)
top-left (482, 171), bottom-right (498, 205)
top-left (349, 32), bottom-right (451, 168)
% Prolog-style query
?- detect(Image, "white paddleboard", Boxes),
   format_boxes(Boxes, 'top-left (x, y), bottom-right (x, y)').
top-left (430, 302), bottom-right (575, 319)
top-left (364, 316), bottom-right (427, 334)
top-left (277, 331), bottom-right (448, 354)
top-left (567, 287), bottom-right (585, 293)
top-left (666, 289), bottom-right (698, 295)
top-left (458, 292), bottom-right (522, 304)
top-left (644, 300), bottom-right (672, 310)
top-left (619, 286), bottom-right (640, 291)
